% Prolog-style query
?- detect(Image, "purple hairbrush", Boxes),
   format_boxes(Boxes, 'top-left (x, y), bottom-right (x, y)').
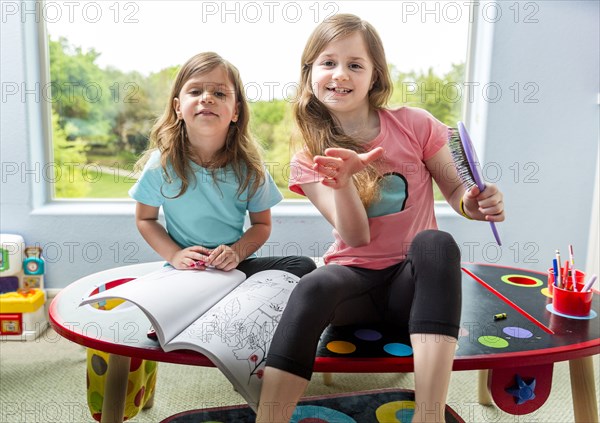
top-left (448, 121), bottom-right (501, 246)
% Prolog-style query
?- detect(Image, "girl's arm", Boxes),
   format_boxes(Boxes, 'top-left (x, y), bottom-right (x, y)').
top-left (302, 147), bottom-right (384, 247)
top-left (426, 144), bottom-right (505, 222)
top-left (206, 209), bottom-right (272, 271)
top-left (135, 202), bottom-right (208, 269)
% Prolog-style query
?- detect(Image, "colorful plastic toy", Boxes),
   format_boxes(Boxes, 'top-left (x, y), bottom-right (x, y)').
top-left (0, 234), bottom-right (48, 340)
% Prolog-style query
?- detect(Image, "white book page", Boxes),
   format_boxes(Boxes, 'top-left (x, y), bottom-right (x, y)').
top-left (80, 266), bottom-right (246, 345)
top-left (165, 270), bottom-right (299, 410)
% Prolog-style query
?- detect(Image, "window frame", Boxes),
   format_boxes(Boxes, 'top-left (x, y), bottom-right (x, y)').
top-left (35, 1), bottom-right (479, 217)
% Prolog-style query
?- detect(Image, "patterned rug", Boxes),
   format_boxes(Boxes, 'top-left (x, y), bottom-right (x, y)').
top-left (160, 388), bottom-right (464, 422)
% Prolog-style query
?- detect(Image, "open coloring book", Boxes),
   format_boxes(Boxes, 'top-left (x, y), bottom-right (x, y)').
top-left (80, 267), bottom-right (299, 411)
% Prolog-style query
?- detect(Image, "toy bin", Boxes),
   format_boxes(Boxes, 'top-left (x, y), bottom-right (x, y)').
top-left (0, 289), bottom-right (48, 340)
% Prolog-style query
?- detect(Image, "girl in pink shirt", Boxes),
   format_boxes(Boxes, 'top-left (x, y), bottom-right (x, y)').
top-left (257, 14), bottom-right (504, 423)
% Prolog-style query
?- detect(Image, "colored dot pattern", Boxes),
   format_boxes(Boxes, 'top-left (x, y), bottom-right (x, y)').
top-left (501, 274), bottom-right (543, 288)
top-left (290, 405), bottom-right (357, 422)
top-left (546, 304), bottom-right (597, 320)
top-left (325, 328), bottom-right (413, 358)
top-left (354, 328), bottom-right (383, 341)
top-left (478, 335), bottom-right (509, 348)
top-left (376, 400), bottom-right (415, 422)
top-left (326, 341), bottom-right (356, 354)
top-left (165, 390), bottom-right (465, 422)
top-left (86, 349), bottom-right (157, 421)
top-left (503, 327), bottom-right (533, 338)
top-left (383, 343), bottom-right (413, 357)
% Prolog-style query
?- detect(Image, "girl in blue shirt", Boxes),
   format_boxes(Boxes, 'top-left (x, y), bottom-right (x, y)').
top-left (130, 52), bottom-right (315, 279)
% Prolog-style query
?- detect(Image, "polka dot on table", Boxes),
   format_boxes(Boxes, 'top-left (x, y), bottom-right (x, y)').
top-left (290, 405), bottom-right (356, 422)
top-left (458, 327), bottom-right (469, 337)
top-left (503, 326), bottom-right (533, 338)
top-left (354, 328), bottom-right (383, 341)
top-left (478, 336), bottom-right (509, 348)
top-left (501, 274), bottom-right (543, 288)
top-left (383, 343), bottom-right (413, 357)
top-left (545, 304), bottom-right (597, 320)
top-left (376, 400), bottom-right (415, 422)
top-left (326, 341), bottom-right (357, 354)
top-left (540, 287), bottom-right (552, 298)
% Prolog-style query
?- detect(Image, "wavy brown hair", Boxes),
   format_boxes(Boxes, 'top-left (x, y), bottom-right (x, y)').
top-left (136, 52), bottom-right (264, 199)
top-left (293, 14), bottom-right (393, 207)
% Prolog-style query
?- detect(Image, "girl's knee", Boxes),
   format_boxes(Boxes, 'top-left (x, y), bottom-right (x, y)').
top-left (411, 230), bottom-right (460, 263)
top-left (293, 270), bottom-right (338, 302)
top-left (297, 256), bottom-right (317, 273)
top-left (286, 256), bottom-right (317, 277)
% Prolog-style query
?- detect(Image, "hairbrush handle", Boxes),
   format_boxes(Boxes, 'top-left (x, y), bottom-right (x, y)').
top-left (457, 122), bottom-right (502, 246)
top-left (489, 222), bottom-right (501, 246)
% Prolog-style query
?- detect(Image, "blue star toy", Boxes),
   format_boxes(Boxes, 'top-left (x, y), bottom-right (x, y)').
top-left (506, 374), bottom-right (536, 405)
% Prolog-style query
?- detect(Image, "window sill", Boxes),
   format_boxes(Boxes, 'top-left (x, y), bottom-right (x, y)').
top-left (30, 200), bottom-right (136, 216)
top-left (30, 199), bottom-right (454, 218)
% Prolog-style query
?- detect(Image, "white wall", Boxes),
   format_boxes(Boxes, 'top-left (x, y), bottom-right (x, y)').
top-left (1, 1), bottom-right (598, 289)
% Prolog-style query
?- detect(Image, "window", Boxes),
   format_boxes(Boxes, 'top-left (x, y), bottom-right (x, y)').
top-left (45, 1), bottom-right (469, 200)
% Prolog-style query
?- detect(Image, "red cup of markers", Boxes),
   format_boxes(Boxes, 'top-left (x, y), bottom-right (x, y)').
top-left (552, 282), bottom-right (593, 317)
top-left (547, 267), bottom-right (585, 295)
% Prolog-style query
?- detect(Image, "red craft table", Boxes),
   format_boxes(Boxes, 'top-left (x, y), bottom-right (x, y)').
top-left (50, 262), bottom-right (600, 423)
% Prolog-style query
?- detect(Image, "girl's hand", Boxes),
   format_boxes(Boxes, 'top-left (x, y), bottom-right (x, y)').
top-left (205, 245), bottom-right (240, 271)
top-left (169, 246), bottom-right (211, 270)
top-left (313, 147), bottom-right (384, 189)
top-left (463, 184), bottom-right (505, 222)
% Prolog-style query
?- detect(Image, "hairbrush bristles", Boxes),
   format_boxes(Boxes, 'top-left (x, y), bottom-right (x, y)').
top-left (448, 128), bottom-right (476, 190)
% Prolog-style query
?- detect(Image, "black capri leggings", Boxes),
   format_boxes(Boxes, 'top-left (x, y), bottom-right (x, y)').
top-left (236, 255), bottom-right (317, 279)
top-left (266, 230), bottom-right (462, 380)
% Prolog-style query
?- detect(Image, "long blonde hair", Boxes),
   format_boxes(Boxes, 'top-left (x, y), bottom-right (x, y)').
top-left (294, 14), bottom-right (393, 207)
top-left (136, 52), bottom-right (264, 199)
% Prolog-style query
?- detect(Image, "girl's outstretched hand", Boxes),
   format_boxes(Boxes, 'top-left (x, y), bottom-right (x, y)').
top-left (462, 184), bottom-right (505, 222)
top-left (313, 147), bottom-right (384, 189)
top-left (170, 246), bottom-right (211, 270)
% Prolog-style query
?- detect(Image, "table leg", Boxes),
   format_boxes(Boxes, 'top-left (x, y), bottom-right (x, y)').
top-left (569, 356), bottom-right (599, 423)
top-left (101, 354), bottom-right (130, 423)
top-left (477, 370), bottom-right (493, 405)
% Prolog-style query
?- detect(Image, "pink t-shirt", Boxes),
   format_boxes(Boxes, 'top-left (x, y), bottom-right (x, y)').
top-left (289, 107), bottom-right (448, 270)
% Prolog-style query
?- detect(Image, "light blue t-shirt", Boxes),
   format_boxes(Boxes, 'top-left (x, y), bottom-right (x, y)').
top-left (129, 151), bottom-right (283, 249)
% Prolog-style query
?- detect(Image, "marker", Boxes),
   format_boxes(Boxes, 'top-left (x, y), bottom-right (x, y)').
top-left (568, 244), bottom-right (575, 266)
top-left (563, 261), bottom-right (570, 290)
top-left (581, 274), bottom-right (597, 292)
top-left (555, 250), bottom-right (562, 287)
top-left (494, 313), bottom-right (507, 321)
top-left (568, 245), bottom-right (577, 291)
top-left (552, 258), bottom-right (559, 287)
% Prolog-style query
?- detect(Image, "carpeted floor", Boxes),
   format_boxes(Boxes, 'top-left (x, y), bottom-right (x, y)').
top-left (0, 327), bottom-right (598, 422)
